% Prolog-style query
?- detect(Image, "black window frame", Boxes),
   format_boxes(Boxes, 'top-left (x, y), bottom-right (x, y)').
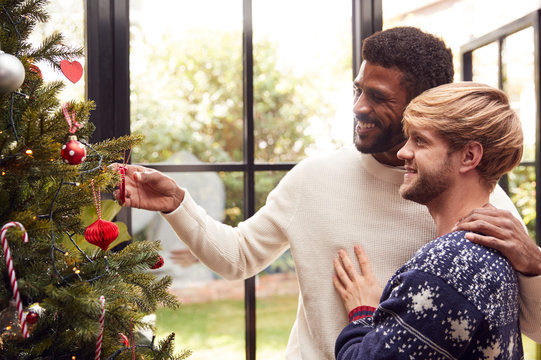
top-left (85, 1), bottom-right (382, 358)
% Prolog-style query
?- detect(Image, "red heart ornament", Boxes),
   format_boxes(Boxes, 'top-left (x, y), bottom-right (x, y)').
top-left (60, 60), bottom-right (83, 83)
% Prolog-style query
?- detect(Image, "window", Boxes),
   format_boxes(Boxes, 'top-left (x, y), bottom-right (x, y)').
top-left (127, 1), bottom-right (354, 358)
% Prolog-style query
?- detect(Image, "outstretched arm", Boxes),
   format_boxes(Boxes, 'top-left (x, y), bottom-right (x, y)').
top-left (110, 163), bottom-right (185, 213)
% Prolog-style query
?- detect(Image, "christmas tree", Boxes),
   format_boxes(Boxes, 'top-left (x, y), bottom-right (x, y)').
top-left (0, 1), bottom-right (189, 359)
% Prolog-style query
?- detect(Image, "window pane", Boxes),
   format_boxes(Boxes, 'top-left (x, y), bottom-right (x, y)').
top-left (141, 171), bottom-right (245, 358)
top-left (253, 0), bottom-right (353, 162)
top-left (382, 0), bottom-right (539, 80)
top-left (508, 165), bottom-right (536, 239)
top-left (254, 171), bottom-right (298, 360)
top-left (29, 0), bottom-right (85, 102)
top-left (471, 42), bottom-right (499, 88)
top-left (502, 28), bottom-right (535, 162)
top-left (130, 0), bottom-right (243, 164)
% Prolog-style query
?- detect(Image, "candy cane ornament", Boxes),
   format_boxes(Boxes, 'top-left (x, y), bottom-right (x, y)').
top-left (1, 221), bottom-right (29, 339)
top-left (95, 295), bottom-right (106, 360)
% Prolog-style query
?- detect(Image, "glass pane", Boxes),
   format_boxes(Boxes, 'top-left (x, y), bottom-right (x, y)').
top-left (382, 0), bottom-right (540, 80)
top-left (254, 171), bottom-right (298, 360)
top-left (130, 0), bottom-right (243, 164)
top-left (471, 42), bottom-right (499, 88)
top-left (28, 0), bottom-right (85, 102)
top-left (502, 28), bottom-right (535, 162)
top-left (508, 165), bottom-right (536, 239)
top-left (143, 171), bottom-right (245, 359)
top-left (253, 0), bottom-right (353, 162)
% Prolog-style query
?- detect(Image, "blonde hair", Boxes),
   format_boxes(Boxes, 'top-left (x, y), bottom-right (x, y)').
top-left (403, 82), bottom-right (523, 189)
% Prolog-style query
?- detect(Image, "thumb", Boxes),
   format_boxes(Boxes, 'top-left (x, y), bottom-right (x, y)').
top-left (135, 170), bottom-right (162, 186)
top-left (134, 170), bottom-right (150, 183)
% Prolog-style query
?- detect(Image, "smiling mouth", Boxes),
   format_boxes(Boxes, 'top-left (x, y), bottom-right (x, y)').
top-left (357, 122), bottom-right (375, 130)
top-left (404, 166), bottom-right (417, 173)
top-left (356, 122), bottom-right (377, 135)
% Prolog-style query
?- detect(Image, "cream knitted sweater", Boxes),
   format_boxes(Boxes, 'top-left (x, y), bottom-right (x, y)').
top-left (162, 144), bottom-right (541, 359)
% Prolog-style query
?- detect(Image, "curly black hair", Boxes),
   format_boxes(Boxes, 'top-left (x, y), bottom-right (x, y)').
top-left (362, 26), bottom-right (454, 100)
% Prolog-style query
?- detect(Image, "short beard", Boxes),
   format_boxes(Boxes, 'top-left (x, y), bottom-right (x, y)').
top-left (353, 118), bottom-right (406, 154)
top-left (399, 160), bottom-right (452, 205)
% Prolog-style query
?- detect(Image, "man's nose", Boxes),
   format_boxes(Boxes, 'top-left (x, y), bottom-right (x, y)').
top-left (353, 93), bottom-right (370, 115)
top-left (397, 142), bottom-right (413, 160)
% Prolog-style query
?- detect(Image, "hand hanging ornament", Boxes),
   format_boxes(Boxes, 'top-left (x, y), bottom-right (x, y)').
top-left (85, 180), bottom-right (119, 251)
top-left (0, 50), bottom-right (25, 95)
top-left (60, 103), bottom-right (86, 165)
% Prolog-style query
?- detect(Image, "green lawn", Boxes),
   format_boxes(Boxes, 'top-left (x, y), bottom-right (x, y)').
top-left (155, 294), bottom-right (298, 360)
top-left (156, 294), bottom-right (540, 359)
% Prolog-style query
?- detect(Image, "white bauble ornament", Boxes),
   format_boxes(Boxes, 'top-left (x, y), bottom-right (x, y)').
top-left (0, 51), bottom-right (25, 95)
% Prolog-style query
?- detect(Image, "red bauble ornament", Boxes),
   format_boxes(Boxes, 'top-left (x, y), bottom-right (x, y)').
top-left (84, 219), bottom-right (119, 251)
top-left (29, 64), bottom-right (42, 79)
top-left (26, 311), bottom-right (39, 325)
top-left (61, 135), bottom-right (86, 165)
top-left (151, 255), bottom-right (164, 269)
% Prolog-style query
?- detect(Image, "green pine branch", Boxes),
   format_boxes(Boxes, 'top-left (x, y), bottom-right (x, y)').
top-left (0, 0), bottom-right (186, 358)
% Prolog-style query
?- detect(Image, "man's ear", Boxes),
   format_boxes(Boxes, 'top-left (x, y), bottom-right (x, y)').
top-left (459, 141), bottom-right (483, 174)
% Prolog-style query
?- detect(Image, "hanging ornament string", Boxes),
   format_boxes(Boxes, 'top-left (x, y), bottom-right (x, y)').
top-left (118, 148), bottom-right (132, 204)
top-left (91, 179), bottom-right (102, 220)
top-left (1, 221), bottom-right (29, 339)
top-left (62, 103), bottom-right (83, 134)
top-left (95, 295), bottom-right (106, 360)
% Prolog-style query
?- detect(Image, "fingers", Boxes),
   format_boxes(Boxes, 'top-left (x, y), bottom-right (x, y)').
top-left (354, 245), bottom-right (375, 280)
top-left (464, 232), bottom-right (504, 251)
top-left (338, 249), bottom-right (359, 281)
top-left (453, 207), bottom-right (521, 238)
top-left (334, 256), bottom-right (352, 287)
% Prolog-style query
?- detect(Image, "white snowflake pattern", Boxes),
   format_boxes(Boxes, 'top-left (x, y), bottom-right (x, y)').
top-left (479, 341), bottom-right (501, 360)
top-left (448, 317), bottom-right (471, 342)
top-left (410, 288), bottom-right (436, 313)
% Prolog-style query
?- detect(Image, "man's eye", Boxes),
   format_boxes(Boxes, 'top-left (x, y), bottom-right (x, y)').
top-left (353, 86), bottom-right (362, 97)
top-left (372, 95), bottom-right (385, 103)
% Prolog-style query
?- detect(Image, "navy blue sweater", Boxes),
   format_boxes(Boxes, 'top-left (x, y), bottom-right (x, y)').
top-left (335, 231), bottom-right (523, 359)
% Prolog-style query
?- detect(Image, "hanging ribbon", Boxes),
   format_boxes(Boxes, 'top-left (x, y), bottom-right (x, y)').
top-left (62, 103), bottom-right (82, 134)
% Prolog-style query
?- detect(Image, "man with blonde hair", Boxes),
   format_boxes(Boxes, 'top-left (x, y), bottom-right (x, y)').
top-left (334, 82), bottom-right (524, 359)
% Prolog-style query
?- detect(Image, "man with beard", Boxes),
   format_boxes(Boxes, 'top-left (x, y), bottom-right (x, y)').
top-left (112, 27), bottom-right (541, 359)
top-left (334, 82), bottom-right (524, 359)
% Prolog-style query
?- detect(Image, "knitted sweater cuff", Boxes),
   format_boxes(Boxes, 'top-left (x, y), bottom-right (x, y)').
top-left (348, 305), bottom-right (376, 322)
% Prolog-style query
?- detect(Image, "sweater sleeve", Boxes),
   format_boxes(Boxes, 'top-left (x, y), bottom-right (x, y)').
top-left (517, 272), bottom-right (541, 342)
top-left (335, 270), bottom-right (487, 360)
top-left (160, 163), bottom-right (303, 280)
top-left (490, 186), bottom-right (541, 342)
